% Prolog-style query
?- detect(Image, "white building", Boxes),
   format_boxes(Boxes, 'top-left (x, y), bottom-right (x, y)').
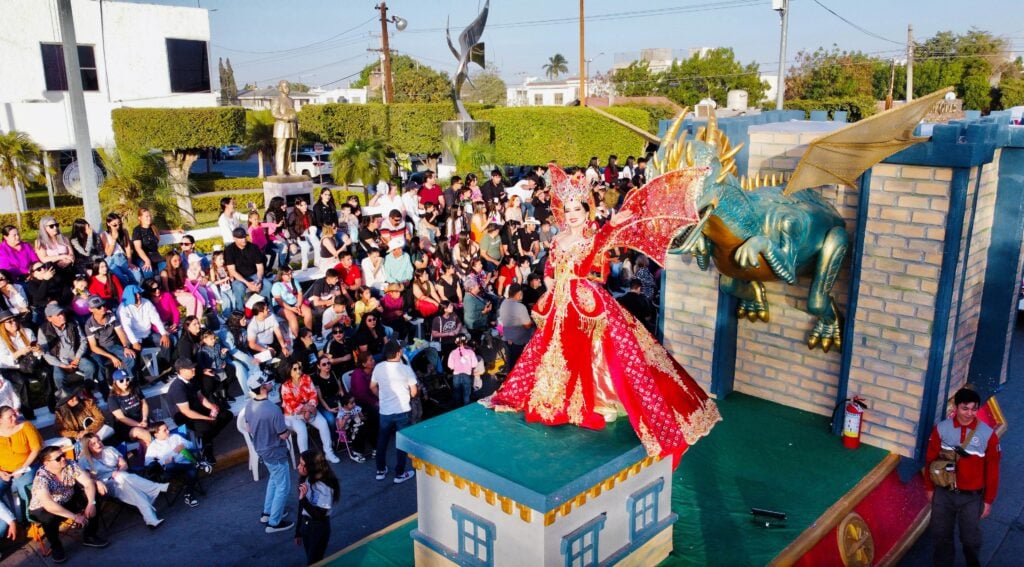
top-left (237, 87), bottom-right (318, 110)
top-left (0, 0), bottom-right (216, 211)
top-left (506, 77), bottom-right (580, 107)
top-left (760, 73), bottom-right (779, 104)
top-left (310, 86), bottom-right (370, 105)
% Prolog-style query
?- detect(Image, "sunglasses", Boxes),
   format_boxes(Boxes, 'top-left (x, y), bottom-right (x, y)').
top-left (50, 455), bottom-right (66, 463)
top-left (47, 223), bottom-right (59, 229)
top-left (115, 377), bottom-right (130, 383)
top-left (319, 361), bottom-right (331, 366)
top-left (108, 222), bottom-right (121, 227)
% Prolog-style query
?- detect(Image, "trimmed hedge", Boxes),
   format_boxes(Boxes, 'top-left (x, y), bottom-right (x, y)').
top-left (473, 106), bottom-right (651, 166)
top-left (26, 194), bottom-right (83, 209)
top-left (299, 104), bottom-right (390, 147)
top-left (194, 177), bottom-right (264, 192)
top-left (609, 103), bottom-right (679, 133)
top-left (762, 97), bottom-right (877, 122)
top-left (112, 107), bottom-right (246, 150)
top-left (0, 206), bottom-right (88, 232)
top-left (388, 103), bottom-right (460, 154)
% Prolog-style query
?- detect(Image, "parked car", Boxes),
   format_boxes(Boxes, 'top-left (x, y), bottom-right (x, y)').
top-left (220, 144), bottom-right (245, 158)
top-left (289, 152), bottom-right (333, 181)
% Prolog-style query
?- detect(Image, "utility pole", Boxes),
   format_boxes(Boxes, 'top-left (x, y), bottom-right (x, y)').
top-left (377, 2), bottom-right (395, 104)
top-left (579, 0), bottom-right (586, 106)
top-left (773, 0), bottom-right (789, 110)
top-left (906, 24), bottom-right (914, 102)
top-left (56, 0), bottom-right (101, 228)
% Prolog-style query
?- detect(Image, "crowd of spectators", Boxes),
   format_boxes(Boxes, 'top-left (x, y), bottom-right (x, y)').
top-left (0, 154), bottom-right (662, 562)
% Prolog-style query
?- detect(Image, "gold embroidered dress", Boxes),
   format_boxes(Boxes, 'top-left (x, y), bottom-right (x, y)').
top-left (491, 166), bottom-right (721, 466)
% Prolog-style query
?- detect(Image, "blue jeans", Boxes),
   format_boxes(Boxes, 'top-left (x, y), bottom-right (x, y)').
top-left (376, 411), bottom-right (410, 474)
top-left (231, 274), bottom-right (272, 314)
top-left (53, 356), bottom-right (99, 390)
top-left (452, 373), bottom-right (472, 406)
top-left (263, 457), bottom-right (291, 526)
top-left (0, 464), bottom-right (36, 521)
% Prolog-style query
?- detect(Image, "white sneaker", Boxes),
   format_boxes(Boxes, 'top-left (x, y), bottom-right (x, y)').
top-left (325, 452), bottom-right (340, 464)
top-left (393, 470), bottom-right (415, 484)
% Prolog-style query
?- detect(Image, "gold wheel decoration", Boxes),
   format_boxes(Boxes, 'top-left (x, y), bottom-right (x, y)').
top-left (837, 512), bottom-right (874, 567)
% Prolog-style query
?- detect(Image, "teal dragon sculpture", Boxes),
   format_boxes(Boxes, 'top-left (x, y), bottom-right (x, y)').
top-left (657, 89), bottom-right (949, 352)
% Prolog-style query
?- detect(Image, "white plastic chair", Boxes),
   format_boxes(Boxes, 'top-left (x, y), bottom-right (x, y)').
top-left (342, 370), bottom-right (354, 394)
top-left (140, 347), bottom-right (161, 378)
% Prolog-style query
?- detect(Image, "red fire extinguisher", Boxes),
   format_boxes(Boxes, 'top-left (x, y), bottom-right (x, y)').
top-left (842, 397), bottom-right (868, 449)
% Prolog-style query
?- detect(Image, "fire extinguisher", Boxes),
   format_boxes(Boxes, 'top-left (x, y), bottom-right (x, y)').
top-left (842, 397), bottom-right (868, 449)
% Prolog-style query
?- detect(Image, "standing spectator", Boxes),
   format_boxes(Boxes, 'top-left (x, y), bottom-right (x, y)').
top-left (603, 155), bottom-right (619, 185)
top-left (632, 157), bottom-right (648, 186)
top-left (225, 227), bottom-right (270, 311)
top-left (617, 278), bottom-right (656, 332)
top-left (167, 358), bottom-right (233, 463)
top-left (634, 255), bottom-right (657, 301)
top-left (370, 341), bottom-right (417, 483)
top-left (296, 449), bottom-right (340, 564)
top-left (446, 335), bottom-right (478, 407)
top-left (444, 176), bottom-right (462, 213)
top-left (419, 171), bottom-right (444, 208)
top-left (463, 278), bottom-right (492, 342)
top-left (401, 182), bottom-right (421, 232)
top-left (497, 284), bottom-right (533, 369)
top-left (29, 446), bottom-right (109, 562)
top-left (924, 388), bottom-right (1001, 567)
top-left (217, 197), bottom-right (250, 245)
top-left (280, 361), bottom-right (341, 463)
top-left (39, 305), bottom-right (100, 397)
top-left (244, 373), bottom-right (294, 534)
top-left (0, 226), bottom-right (40, 282)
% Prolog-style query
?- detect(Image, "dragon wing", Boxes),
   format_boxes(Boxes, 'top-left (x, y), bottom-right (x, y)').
top-left (784, 87), bottom-right (953, 195)
top-left (596, 167), bottom-right (708, 266)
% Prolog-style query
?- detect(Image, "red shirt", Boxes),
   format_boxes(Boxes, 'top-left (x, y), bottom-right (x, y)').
top-left (89, 274), bottom-right (124, 302)
top-left (924, 417), bottom-right (1001, 503)
top-left (281, 374), bottom-right (318, 416)
top-left (333, 263), bottom-right (362, 288)
top-left (419, 184), bottom-right (443, 207)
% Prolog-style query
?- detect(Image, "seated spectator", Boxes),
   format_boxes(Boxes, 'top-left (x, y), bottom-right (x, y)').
top-left (321, 296), bottom-right (352, 340)
top-left (411, 268), bottom-right (442, 319)
top-left (522, 273), bottom-right (547, 310)
top-left (70, 219), bottom-right (105, 276)
top-left (334, 252), bottom-right (362, 296)
top-left (324, 326), bottom-right (355, 377)
top-left (271, 266), bottom-right (313, 338)
top-left (176, 316), bottom-right (204, 363)
top-left (118, 284), bottom-right (173, 375)
top-left (0, 311), bottom-right (41, 419)
top-left (451, 232), bottom-right (479, 276)
top-left (0, 226), bottom-right (40, 283)
top-left (478, 224), bottom-right (503, 272)
top-left (307, 269), bottom-right (345, 333)
top-left (247, 301), bottom-right (291, 360)
top-left (166, 359), bottom-right (233, 463)
top-left (197, 330), bottom-right (234, 404)
top-left (29, 446), bottom-right (109, 562)
top-left (162, 252), bottom-right (202, 319)
top-left (107, 370), bottom-right (153, 447)
top-left (280, 361), bottom-right (340, 463)
top-left (69, 273), bottom-right (92, 321)
top-left (431, 301), bottom-right (465, 362)
top-left (25, 262), bottom-right (66, 324)
top-left (54, 387), bottom-right (111, 441)
top-left (312, 354), bottom-right (345, 427)
top-left (463, 278), bottom-right (493, 342)
top-left (291, 328), bottom-right (320, 375)
top-left (78, 433), bottom-right (168, 529)
top-left (0, 499), bottom-right (16, 545)
top-left (39, 305), bottom-right (101, 398)
top-left (379, 209), bottom-right (409, 244)
top-left (380, 283), bottom-right (411, 340)
top-left (360, 247), bottom-right (386, 294)
top-left (352, 286), bottom-right (382, 326)
top-left (0, 405), bottom-right (41, 520)
top-left (436, 263), bottom-right (464, 307)
top-left (219, 311), bottom-right (262, 397)
top-left (383, 239), bottom-right (413, 285)
top-left (141, 278), bottom-right (180, 334)
top-left (0, 270), bottom-right (31, 322)
top-left (34, 215), bottom-right (76, 286)
top-left (144, 421), bottom-right (208, 508)
top-left (87, 260), bottom-right (124, 310)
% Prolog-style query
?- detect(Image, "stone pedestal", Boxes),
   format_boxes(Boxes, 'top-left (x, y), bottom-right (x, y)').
top-left (441, 120), bottom-right (493, 178)
top-left (398, 404), bottom-right (675, 567)
top-left (263, 175), bottom-right (313, 207)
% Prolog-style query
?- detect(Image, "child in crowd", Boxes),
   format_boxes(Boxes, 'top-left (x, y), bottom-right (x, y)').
top-left (335, 393), bottom-right (369, 462)
top-left (144, 422), bottom-right (211, 508)
top-left (446, 335), bottom-right (479, 407)
top-left (209, 250), bottom-right (234, 315)
top-left (198, 329), bottom-right (234, 403)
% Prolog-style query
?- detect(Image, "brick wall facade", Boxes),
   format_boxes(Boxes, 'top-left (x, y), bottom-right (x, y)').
top-left (661, 253), bottom-right (718, 394)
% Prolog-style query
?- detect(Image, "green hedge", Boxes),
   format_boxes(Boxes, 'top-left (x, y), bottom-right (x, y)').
top-left (194, 177), bottom-right (264, 192)
top-left (388, 103), bottom-right (460, 154)
top-left (472, 106), bottom-right (651, 166)
top-left (26, 194), bottom-right (83, 209)
top-left (762, 97), bottom-right (878, 122)
top-left (191, 172), bottom-right (227, 181)
top-left (112, 107), bottom-right (246, 150)
top-left (0, 206), bottom-right (89, 232)
top-left (609, 103), bottom-right (680, 133)
top-left (299, 104), bottom-right (390, 146)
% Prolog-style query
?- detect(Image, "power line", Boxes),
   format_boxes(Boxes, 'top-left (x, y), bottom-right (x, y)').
top-left (229, 34), bottom-right (374, 68)
top-left (212, 17), bottom-right (376, 55)
top-left (810, 0), bottom-right (903, 45)
top-left (248, 52), bottom-right (370, 86)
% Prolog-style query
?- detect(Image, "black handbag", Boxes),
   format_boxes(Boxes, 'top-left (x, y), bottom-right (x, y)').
top-left (16, 354), bottom-right (41, 375)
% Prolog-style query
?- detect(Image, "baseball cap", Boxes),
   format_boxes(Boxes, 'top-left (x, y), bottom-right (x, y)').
top-left (232, 227), bottom-right (248, 239)
top-left (44, 304), bottom-right (64, 317)
top-left (111, 369), bottom-right (131, 383)
top-left (247, 371), bottom-right (272, 392)
top-left (87, 295), bottom-right (106, 309)
top-left (174, 358), bottom-right (197, 371)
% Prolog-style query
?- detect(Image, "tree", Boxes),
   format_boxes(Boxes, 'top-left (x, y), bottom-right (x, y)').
top-left (0, 130), bottom-right (45, 228)
top-left (785, 46), bottom-right (876, 100)
top-left (111, 107), bottom-right (245, 223)
top-left (218, 58), bottom-right (228, 105)
top-left (543, 54), bottom-right (569, 80)
top-left (442, 135), bottom-right (496, 178)
top-left (462, 67), bottom-right (507, 106)
top-left (245, 109), bottom-right (275, 179)
top-left (998, 77), bottom-right (1024, 108)
top-left (223, 58), bottom-right (239, 104)
top-left (330, 138), bottom-right (391, 201)
top-left (288, 82), bottom-right (312, 93)
top-left (610, 61), bottom-right (657, 97)
top-left (98, 146), bottom-right (180, 230)
top-left (658, 48), bottom-right (767, 107)
top-left (352, 55), bottom-right (451, 103)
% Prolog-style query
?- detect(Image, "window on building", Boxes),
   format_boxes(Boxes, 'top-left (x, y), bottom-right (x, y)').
top-left (561, 513), bottom-right (606, 567)
top-left (533, 93), bottom-right (543, 106)
top-left (451, 505), bottom-right (495, 566)
top-left (40, 44), bottom-right (99, 91)
top-left (627, 479), bottom-right (664, 540)
top-left (554, 93), bottom-right (564, 105)
top-left (166, 38), bottom-right (211, 93)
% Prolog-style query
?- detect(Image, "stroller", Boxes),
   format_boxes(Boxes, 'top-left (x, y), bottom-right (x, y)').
top-left (406, 344), bottom-right (452, 419)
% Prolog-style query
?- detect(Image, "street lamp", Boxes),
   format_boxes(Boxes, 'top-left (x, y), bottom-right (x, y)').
top-left (585, 51), bottom-right (604, 96)
top-left (375, 2), bottom-right (407, 104)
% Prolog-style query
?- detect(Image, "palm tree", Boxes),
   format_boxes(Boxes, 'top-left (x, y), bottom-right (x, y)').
top-left (245, 110), bottom-right (275, 179)
top-left (0, 130), bottom-right (46, 228)
top-left (330, 138), bottom-right (391, 201)
top-left (543, 53), bottom-right (570, 80)
top-left (442, 136), bottom-right (496, 178)
top-left (98, 146), bottom-right (182, 229)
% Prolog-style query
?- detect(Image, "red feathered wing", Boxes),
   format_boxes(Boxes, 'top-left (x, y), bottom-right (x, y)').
top-left (590, 166), bottom-right (709, 270)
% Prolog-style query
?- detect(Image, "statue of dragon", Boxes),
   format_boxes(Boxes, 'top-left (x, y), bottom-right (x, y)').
top-left (656, 88), bottom-right (952, 352)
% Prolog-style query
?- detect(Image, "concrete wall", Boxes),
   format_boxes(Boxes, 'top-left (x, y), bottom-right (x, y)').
top-left (0, 0), bottom-right (215, 151)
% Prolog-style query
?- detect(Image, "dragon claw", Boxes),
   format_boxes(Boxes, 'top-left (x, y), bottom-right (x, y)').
top-left (747, 311), bottom-right (758, 322)
top-left (807, 317), bottom-right (842, 352)
top-left (757, 310), bottom-right (769, 322)
top-left (807, 334), bottom-right (820, 349)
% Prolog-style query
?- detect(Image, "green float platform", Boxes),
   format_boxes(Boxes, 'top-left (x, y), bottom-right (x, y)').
top-left (324, 393), bottom-right (888, 566)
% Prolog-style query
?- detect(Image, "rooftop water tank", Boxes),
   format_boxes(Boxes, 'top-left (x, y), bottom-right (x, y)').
top-left (727, 90), bottom-right (748, 110)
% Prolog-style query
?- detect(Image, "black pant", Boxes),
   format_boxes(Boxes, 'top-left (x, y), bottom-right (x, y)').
top-left (299, 516), bottom-right (331, 565)
top-left (505, 342), bottom-right (525, 371)
top-left (931, 487), bottom-right (984, 567)
top-left (31, 487), bottom-right (99, 555)
top-left (174, 408), bottom-right (234, 459)
top-left (1, 369), bottom-right (35, 419)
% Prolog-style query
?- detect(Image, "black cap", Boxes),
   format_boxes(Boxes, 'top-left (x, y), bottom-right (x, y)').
top-left (175, 358), bottom-right (197, 371)
top-left (232, 227), bottom-right (248, 239)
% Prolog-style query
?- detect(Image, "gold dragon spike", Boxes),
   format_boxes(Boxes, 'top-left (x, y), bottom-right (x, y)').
top-left (685, 141), bottom-right (695, 167)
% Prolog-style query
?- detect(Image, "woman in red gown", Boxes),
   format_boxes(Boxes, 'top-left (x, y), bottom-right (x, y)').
top-left (490, 166), bottom-right (720, 466)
